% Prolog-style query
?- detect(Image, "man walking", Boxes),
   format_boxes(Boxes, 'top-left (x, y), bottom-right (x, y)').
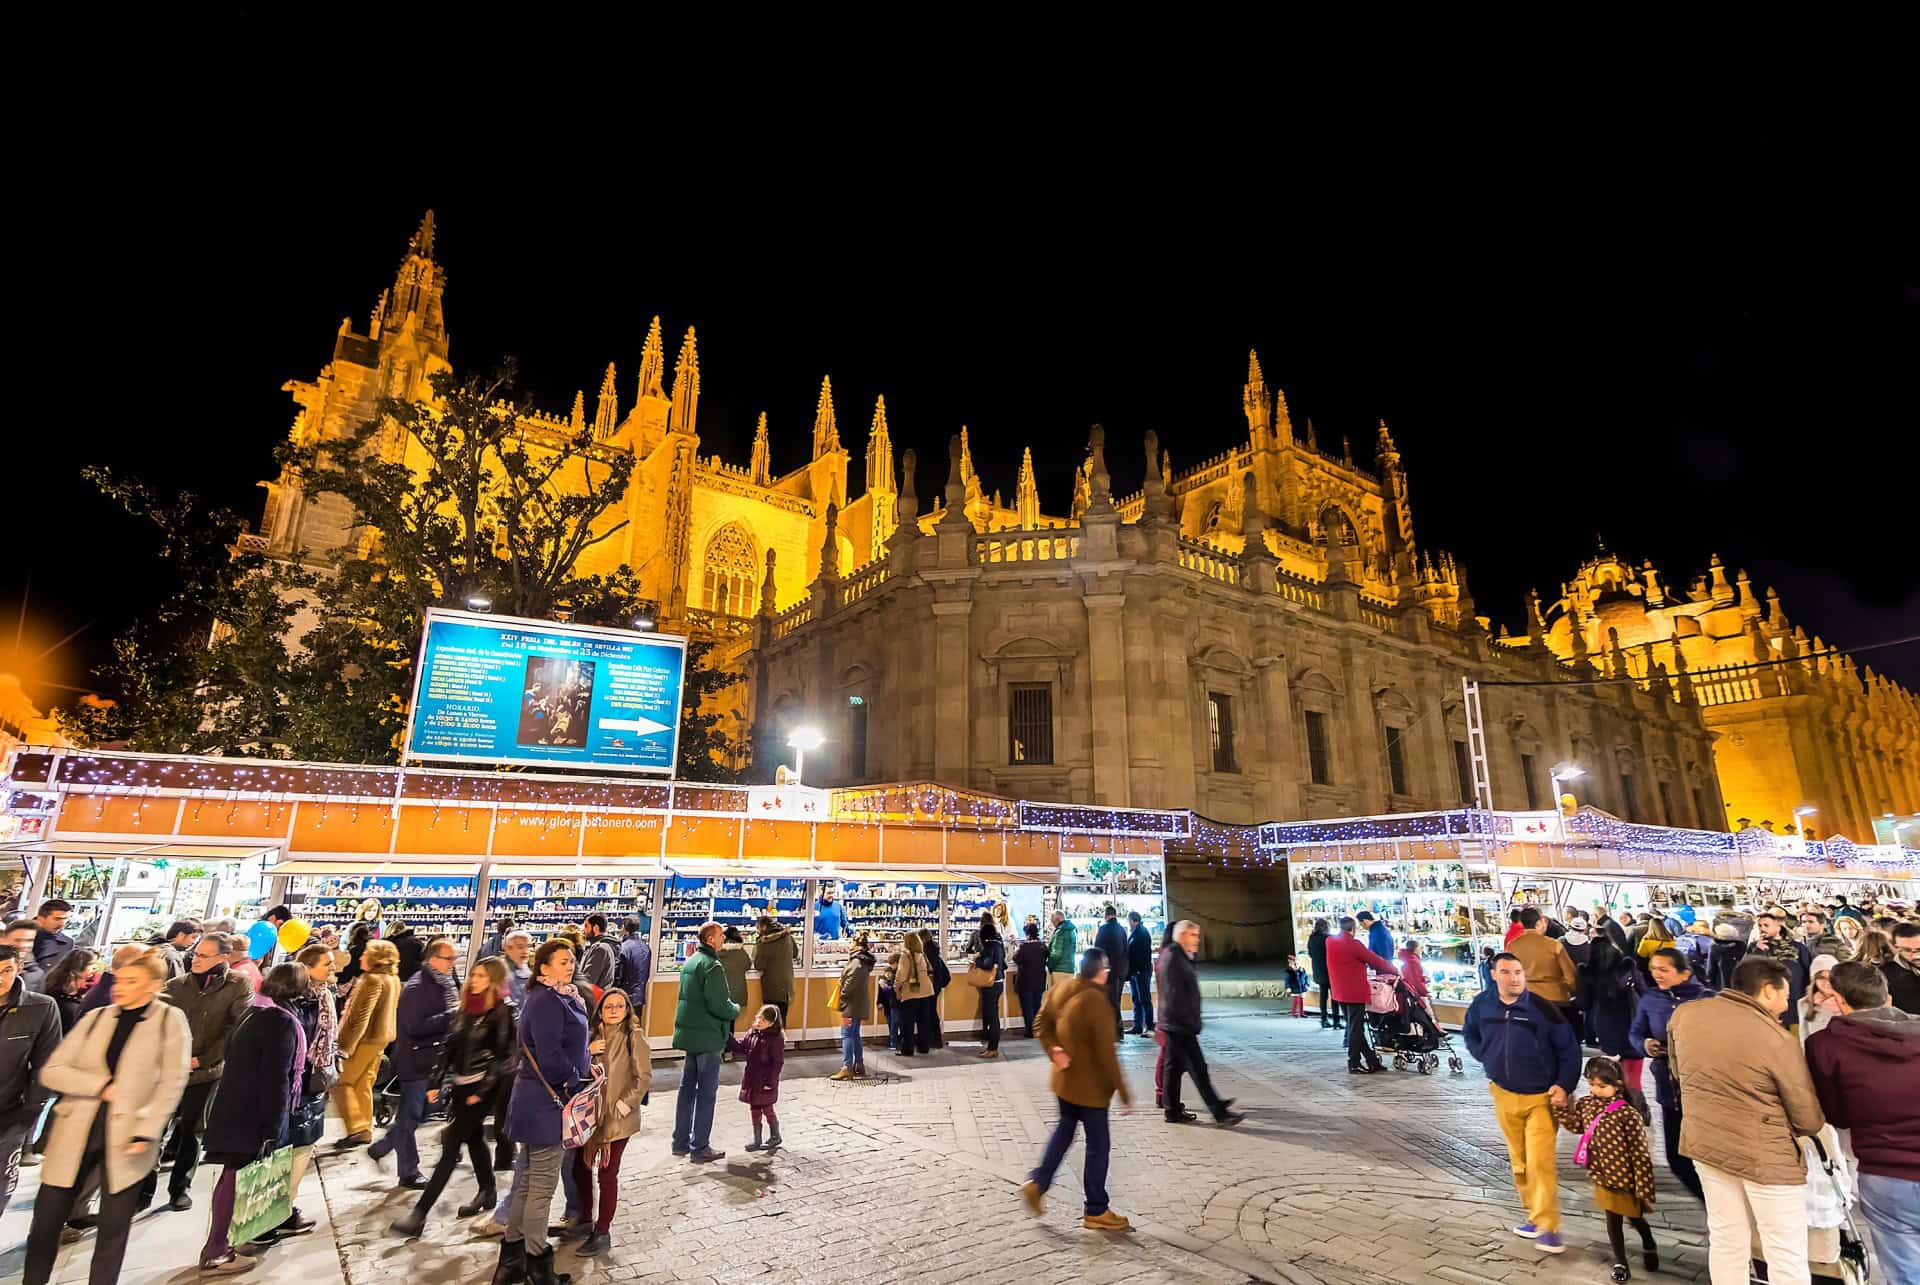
top-left (0, 943), bottom-right (60, 1218)
top-left (577, 914), bottom-right (619, 993)
top-left (1125, 911), bottom-right (1154, 1035)
top-left (149, 931), bottom-right (252, 1211)
top-left (501, 929), bottom-right (532, 1007)
top-left (1462, 952), bottom-right (1580, 1255)
top-left (1752, 910), bottom-right (1806, 1029)
top-left (153, 921), bottom-right (199, 980)
top-left (1325, 916), bottom-right (1397, 1074)
top-left (1093, 905), bottom-right (1130, 1040)
top-left (1046, 911), bottom-right (1077, 987)
top-left (1885, 923), bottom-right (1920, 1014)
top-left (4, 920), bottom-right (45, 993)
top-left (617, 918), bottom-right (651, 1020)
top-left (672, 922), bottom-right (739, 1163)
top-left (369, 935), bottom-right (457, 1187)
top-left (1668, 955), bottom-right (1825, 1285)
top-left (1156, 921), bottom-right (1242, 1126)
top-left (30, 900), bottom-right (74, 975)
top-left (1805, 961), bottom-right (1919, 1282)
top-left (1507, 907), bottom-right (1578, 1025)
top-left (479, 916), bottom-right (514, 961)
top-left (1021, 948), bottom-right (1133, 1231)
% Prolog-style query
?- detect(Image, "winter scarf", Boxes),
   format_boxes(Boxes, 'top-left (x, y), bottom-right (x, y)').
top-left (250, 989), bottom-right (309, 1119)
top-left (306, 981), bottom-right (339, 1076)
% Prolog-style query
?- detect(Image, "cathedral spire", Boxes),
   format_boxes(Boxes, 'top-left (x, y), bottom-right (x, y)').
top-left (569, 390), bottom-right (586, 432)
top-left (409, 210), bottom-right (436, 259)
top-left (749, 412), bottom-right (771, 485)
top-left (593, 363), bottom-right (619, 439)
top-left (669, 326), bottom-right (699, 436)
top-left (637, 316), bottom-right (666, 401)
top-left (1244, 349), bottom-right (1272, 447)
top-left (1274, 388), bottom-right (1294, 441)
top-left (812, 376), bottom-right (841, 458)
top-left (865, 396), bottom-right (895, 497)
top-left (1016, 446), bottom-right (1040, 528)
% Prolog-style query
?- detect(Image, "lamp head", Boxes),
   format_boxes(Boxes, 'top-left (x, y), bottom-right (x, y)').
top-left (787, 726), bottom-right (825, 752)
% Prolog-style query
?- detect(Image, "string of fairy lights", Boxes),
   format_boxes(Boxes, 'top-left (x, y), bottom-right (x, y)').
top-left (6, 752), bottom-right (1915, 880)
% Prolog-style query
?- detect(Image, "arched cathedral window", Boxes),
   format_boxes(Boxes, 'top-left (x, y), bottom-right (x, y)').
top-left (702, 523), bottom-right (758, 618)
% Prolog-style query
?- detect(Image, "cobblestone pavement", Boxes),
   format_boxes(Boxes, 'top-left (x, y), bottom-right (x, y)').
top-left (317, 1003), bottom-right (1711, 1285)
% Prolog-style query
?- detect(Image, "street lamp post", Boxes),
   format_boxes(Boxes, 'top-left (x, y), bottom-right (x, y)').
top-left (787, 725), bottom-right (825, 783)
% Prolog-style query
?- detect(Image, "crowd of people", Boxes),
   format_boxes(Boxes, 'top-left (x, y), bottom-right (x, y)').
top-left (1456, 894), bottom-right (1919, 1284)
top-left (4, 887), bottom-right (1915, 1283)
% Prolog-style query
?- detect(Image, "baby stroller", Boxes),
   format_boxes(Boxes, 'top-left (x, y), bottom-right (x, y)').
top-left (371, 1052), bottom-right (452, 1129)
top-left (1749, 1132), bottom-right (1871, 1285)
top-left (1366, 975), bottom-right (1464, 1075)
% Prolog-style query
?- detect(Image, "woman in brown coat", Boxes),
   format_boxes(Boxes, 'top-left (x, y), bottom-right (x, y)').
top-left (331, 938), bottom-right (400, 1147)
top-left (889, 930), bottom-right (935, 1057)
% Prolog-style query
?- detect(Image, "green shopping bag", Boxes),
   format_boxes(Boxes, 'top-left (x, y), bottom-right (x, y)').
top-left (228, 1145), bottom-right (294, 1246)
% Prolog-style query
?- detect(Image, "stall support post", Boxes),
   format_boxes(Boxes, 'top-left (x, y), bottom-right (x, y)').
top-left (465, 863), bottom-right (493, 968)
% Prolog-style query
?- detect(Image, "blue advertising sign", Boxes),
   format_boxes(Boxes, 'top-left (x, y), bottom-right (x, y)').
top-left (404, 609), bottom-right (686, 774)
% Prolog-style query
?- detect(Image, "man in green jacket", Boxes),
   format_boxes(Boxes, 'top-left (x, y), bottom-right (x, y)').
top-left (1047, 912), bottom-right (1078, 983)
top-left (673, 922), bottom-right (740, 1163)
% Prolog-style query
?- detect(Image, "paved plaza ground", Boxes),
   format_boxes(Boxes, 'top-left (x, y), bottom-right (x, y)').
top-left (4, 998), bottom-right (1717, 1285)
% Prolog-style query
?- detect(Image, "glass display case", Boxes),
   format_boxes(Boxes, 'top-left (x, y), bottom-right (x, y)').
top-left (296, 873), bottom-right (483, 955)
top-left (821, 878), bottom-right (944, 960)
top-left (1051, 853), bottom-right (1168, 956)
top-left (1288, 855), bottom-right (1502, 1006)
top-left (655, 875), bottom-right (804, 968)
top-left (484, 876), bottom-right (653, 945)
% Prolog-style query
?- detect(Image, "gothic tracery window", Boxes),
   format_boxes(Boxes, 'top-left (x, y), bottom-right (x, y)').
top-left (702, 523), bottom-right (758, 618)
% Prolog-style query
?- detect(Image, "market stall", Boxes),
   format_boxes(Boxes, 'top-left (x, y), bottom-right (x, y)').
top-left (1, 754), bottom-right (1188, 1052)
top-left (1260, 807), bottom-right (1920, 1026)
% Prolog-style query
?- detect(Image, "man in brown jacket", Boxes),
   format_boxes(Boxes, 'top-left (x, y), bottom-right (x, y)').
top-left (1668, 955), bottom-right (1826, 1285)
top-left (1021, 947), bottom-right (1132, 1232)
top-left (1507, 908), bottom-right (1578, 1022)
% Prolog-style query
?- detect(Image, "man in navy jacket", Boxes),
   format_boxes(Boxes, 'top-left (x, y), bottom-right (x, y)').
top-left (369, 936), bottom-right (456, 1186)
top-left (1463, 952), bottom-right (1581, 1256)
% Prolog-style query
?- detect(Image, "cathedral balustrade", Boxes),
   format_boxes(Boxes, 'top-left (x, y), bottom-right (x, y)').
top-left (1272, 572), bottom-right (1325, 610)
top-left (1690, 660), bottom-right (1791, 707)
top-left (1359, 602), bottom-right (1396, 632)
top-left (770, 600), bottom-right (813, 640)
top-left (838, 557), bottom-right (892, 607)
top-left (684, 608), bottom-right (753, 641)
top-left (974, 530), bottom-right (1081, 564)
top-left (1175, 536), bottom-right (1242, 585)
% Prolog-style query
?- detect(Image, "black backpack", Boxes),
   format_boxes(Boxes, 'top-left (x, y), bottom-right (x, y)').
top-left (613, 943), bottom-right (636, 993)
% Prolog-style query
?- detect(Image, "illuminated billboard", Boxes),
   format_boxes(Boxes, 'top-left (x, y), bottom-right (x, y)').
top-left (404, 609), bottom-right (686, 774)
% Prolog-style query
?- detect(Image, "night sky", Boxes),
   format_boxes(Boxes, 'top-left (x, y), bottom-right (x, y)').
top-left (9, 118), bottom-right (1917, 713)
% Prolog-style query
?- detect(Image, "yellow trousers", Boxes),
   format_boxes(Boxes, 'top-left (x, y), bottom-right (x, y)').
top-left (1489, 1083), bottom-right (1561, 1233)
top-left (333, 1044), bottom-right (383, 1138)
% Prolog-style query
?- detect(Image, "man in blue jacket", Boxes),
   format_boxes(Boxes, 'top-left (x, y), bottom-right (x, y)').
top-left (1358, 910), bottom-right (1393, 961)
top-left (1463, 952), bottom-right (1581, 1256)
top-left (370, 935), bottom-right (457, 1186)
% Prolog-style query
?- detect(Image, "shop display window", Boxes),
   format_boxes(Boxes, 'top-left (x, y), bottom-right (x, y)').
top-left (655, 875), bottom-right (803, 967)
top-left (1052, 855), bottom-right (1167, 955)
top-left (1288, 855), bottom-right (1502, 1005)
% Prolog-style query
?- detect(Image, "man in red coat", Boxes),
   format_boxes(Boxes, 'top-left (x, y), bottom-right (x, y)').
top-left (1325, 917), bottom-right (1398, 1074)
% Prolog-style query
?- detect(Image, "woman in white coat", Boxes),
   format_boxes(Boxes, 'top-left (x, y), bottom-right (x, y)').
top-left (23, 948), bottom-right (190, 1285)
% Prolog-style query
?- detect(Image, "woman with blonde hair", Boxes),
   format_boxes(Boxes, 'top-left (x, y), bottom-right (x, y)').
top-left (1833, 913), bottom-right (1865, 961)
top-left (391, 956), bottom-right (516, 1238)
top-left (889, 929), bottom-right (934, 1057)
top-left (330, 937), bottom-right (400, 1148)
top-left (22, 950), bottom-right (189, 1285)
top-left (1850, 927), bottom-right (1895, 967)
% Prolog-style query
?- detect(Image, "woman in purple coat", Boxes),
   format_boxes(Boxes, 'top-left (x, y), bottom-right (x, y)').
top-left (496, 939), bottom-right (590, 1285)
top-left (726, 1004), bottom-right (787, 1152)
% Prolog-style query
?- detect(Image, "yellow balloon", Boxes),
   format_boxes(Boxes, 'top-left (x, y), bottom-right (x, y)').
top-left (278, 919), bottom-right (312, 952)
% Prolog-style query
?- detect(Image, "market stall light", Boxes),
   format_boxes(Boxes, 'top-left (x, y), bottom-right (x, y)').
top-left (786, 725), bottom-right (825, 783)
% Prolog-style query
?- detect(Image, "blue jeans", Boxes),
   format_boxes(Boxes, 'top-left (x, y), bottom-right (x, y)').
top-left (673, 1051), bottom-right (721, 1152)
top-left (1029, 1098), bottom-right (1110, 1217)
top-left (841, 1019), bottom-right (863, 1068)
top-left (1858, 1171), bottom-right (1919, 1284)
top-left (369, 1080), bottom-right (428, 1179)
top-left (1128, 971), bottom-right (1154, 1032)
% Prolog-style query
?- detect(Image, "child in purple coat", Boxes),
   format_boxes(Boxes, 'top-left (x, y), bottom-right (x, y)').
top-left (726, 1004), bottom-right (786, 1152)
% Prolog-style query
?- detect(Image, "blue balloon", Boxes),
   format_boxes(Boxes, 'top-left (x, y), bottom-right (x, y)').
top-left (247, 920), bottom-right (279, 959)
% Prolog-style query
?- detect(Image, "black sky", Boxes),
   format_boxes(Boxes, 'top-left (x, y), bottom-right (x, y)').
top-left (9, 98), bottom-right (1917, 708)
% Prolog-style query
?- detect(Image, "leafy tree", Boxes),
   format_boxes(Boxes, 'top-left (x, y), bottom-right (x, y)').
top-left (65, 368), bottom-right (750, 778)
top-left (677, 636), bottom-right (748, 783)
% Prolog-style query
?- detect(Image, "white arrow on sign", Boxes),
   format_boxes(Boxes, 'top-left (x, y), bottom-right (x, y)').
top-left (598, 716), bottom-right (671, 737)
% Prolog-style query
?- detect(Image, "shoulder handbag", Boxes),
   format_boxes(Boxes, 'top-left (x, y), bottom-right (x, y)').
top-left (521, 1031), bottom-right (603, 1151)
top-left (1572, 1099), bottom-right (1623, 1168)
